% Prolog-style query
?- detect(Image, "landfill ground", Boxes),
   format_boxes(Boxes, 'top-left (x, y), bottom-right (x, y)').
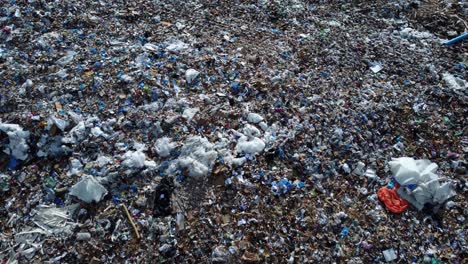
top-left (0, 0), bottom-right (467, 263)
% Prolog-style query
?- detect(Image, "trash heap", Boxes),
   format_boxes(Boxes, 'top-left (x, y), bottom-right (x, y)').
top-left (0, 0), bottom-right (467, 263)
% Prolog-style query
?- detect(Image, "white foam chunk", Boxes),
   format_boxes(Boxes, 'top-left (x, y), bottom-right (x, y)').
top-left (177, 136), bottom-right (217, 178)
top-left (185, 69), bottom-right (200, 84)
top-left (122, 150), bottom-right (146, 168)
top-left (155, 137), bottom-right (177, 157)
top-left (243, 124), bottom-right (261, 138)
top-left (236, 136), bottom-right (265, 154)
top-left (0, 123), bottom-right (30, 160)
top-left (247, 113), bottom-right (264, 123)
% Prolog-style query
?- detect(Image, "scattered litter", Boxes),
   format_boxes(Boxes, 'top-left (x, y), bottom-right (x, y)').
top-left (0, 1), bottom-right (465, 263)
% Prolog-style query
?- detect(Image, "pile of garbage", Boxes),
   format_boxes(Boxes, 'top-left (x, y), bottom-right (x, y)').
top-left (0, 0), bottom-right (466, 263)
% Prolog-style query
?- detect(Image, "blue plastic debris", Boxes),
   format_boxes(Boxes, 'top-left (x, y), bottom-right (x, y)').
top-left (8, 157), bottom-right (18, 170)
top-left (340, 227), bottom-right (349, 238)
top-left (231, 82), bottom-right (240, 93)
top-left (98, 100), bottom-right (106, 111)
top-left (295, 181), bottom-right (305, 189)
top-left (387, 179), bottom-right (395, 189)
top-left (444, 33), bottom-right (468, 46)
top-left (271, 28), bottom-right (282, 34)
top-left (320, 71), bottom-right (330, 78)
top-left (271, 178), bottom-right (294, 195)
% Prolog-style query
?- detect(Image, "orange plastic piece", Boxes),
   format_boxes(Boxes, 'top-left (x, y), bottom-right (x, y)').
top-left (377, 186), bottom-right (410, 213)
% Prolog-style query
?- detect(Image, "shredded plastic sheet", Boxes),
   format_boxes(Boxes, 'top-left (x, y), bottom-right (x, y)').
top-left (182, 107), bottom-right (199, 121)
top-left (382, 248), bottom-right (397, 262)
top-left (61, 121), bottom-right (86, 144)
top-left (165, 39), bottom-right (189, 52)
top-left (96, 156), bottom-right (112, 167)
top-left (0, 1), bottom-right (465, 262)
top-left (68, 158), bottom-right (83, 176)
top-left (389, 157), bottom-right (455, 210)
top-left (442, 72), bottom-right (467, 91)
top-left (48, 116), bottom-right (69, 131)
top-left (31, 204), bottom-right (79, 235)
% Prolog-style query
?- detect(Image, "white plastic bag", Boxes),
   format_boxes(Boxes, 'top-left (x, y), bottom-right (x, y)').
top-left (70, 175), bottom-right (108, 203)
top-left (390, 157), bottom-right (455, 210)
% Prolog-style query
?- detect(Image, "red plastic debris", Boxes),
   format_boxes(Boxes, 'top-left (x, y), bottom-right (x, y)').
top-left (378, 185), bottom-right (410, 214)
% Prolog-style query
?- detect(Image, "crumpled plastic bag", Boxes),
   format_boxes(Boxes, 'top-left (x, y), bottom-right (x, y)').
top-left (70, 175), bottom-right (108, 203)
top-left (377, 185), bottom-right (410, 213)
top-left (185, 69), bottom-right (200, 84)
top-left (389, 157), bottom-right (455, 210)
top-left (389, 157), bottom-right (437, 186)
